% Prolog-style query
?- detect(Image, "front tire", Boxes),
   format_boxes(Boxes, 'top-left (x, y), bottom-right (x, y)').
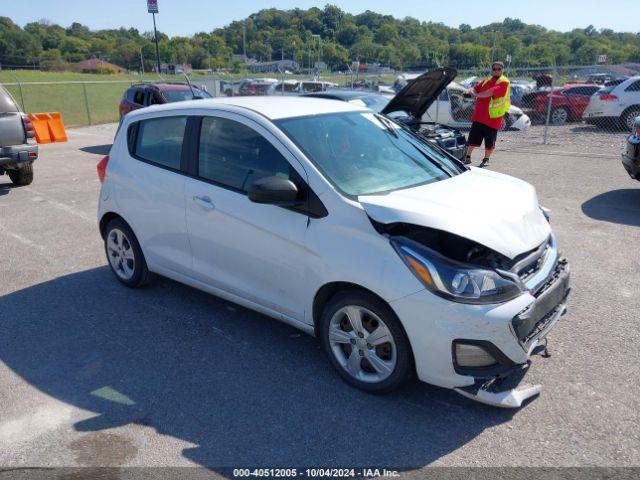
top-left (551, 107), bottom-right (569, 125)
top-left (8, 163), bottom-right (33, 186)
top-left (104, 218), bottom-right (150, 288)
top-left (319, 290), bottom-right (413, 393)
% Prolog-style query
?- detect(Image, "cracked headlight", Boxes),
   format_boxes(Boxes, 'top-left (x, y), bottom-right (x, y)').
top-left (391, 236), bottom-right (524, 304)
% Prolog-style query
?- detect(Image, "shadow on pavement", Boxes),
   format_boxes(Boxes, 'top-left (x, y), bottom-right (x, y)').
top-left (0, 267), bottom-right (516, 472)
top-left (581, 188), bottom-right (640, 227)
top-left (80, 144), bottom-right (112, 156)
top-left (0, 181), bottom-right (12, 196)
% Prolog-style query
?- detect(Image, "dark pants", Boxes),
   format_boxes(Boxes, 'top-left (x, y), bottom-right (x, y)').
top-left (467, 122), bottom-right (498, 151)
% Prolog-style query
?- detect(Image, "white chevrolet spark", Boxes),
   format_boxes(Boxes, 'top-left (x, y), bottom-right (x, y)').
top-left (97, 97), bottom-right (570, 408)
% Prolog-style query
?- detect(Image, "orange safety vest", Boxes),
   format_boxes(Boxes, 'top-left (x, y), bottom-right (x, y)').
top-left (481, 75), bottom-right (511, 118)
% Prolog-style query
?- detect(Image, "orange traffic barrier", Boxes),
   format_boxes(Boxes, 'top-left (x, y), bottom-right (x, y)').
top-left (26, 112), bottom-right (68, 144)
top-left (47, 112), bottom-right (68, 143)
top-left (27, 113), bottom-right (52, 144)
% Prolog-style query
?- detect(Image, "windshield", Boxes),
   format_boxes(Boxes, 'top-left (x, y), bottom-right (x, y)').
top-left (348, 95), bottom-right (390, 112)
top-left (276, 112), bottom-right (464, 196)
top-left (162, 88), bottom-right (212, 102)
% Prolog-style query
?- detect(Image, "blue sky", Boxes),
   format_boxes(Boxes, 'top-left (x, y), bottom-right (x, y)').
top-left (7, 0), bottom-right (639, 35)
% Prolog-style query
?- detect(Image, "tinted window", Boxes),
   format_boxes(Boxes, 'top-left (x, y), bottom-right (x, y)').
top-left (133, 89), bottom-right (145, 105)
top-left (625, 80), bottom-right (640, 92)
top-left (134, 116), bottom-right (187, 170)
top-left (198, 117), bottom-right (291, 192)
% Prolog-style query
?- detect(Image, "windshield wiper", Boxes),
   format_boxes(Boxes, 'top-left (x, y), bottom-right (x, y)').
top-left (409, 142), bottom-right (453, 178)
top-left (376, 114), bottom-right (399, 138)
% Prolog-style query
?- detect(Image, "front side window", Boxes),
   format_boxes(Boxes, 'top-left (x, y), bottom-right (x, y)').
top-left (198, 117), bottom-right (292, 192)
top-left (133, 116), bottom-right (187, 170)
top-left (277, 112), bottom-right (464, 197)
top-left (133, 90), bottom-right (145, 105)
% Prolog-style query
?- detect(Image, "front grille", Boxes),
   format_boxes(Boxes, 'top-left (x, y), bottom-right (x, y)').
top-left (510, 237), bottom-right (552, 282)
top-left (533, 257), bottom-right (568, 298)
top-left (521, 300), bottom-right (565, 345)
top-left (511, 258), bottom-right (570, 344)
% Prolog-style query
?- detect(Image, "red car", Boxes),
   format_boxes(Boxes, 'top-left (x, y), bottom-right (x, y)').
top-left (119, 83), bottom-right (212, 118)
top-left (529, 84), bottom-right (601, 124)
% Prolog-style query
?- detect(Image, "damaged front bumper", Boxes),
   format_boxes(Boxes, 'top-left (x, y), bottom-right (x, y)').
top-left (390, 237), bottom-right (570, 409)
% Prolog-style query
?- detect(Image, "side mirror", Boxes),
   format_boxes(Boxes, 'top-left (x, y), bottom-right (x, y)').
top-left (248, 176), bottom-right (301, 206)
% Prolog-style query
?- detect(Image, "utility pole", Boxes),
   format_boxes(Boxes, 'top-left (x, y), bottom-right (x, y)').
top-left (243, 21), bottom-right (247, 61)
top-left (139, 46), bottom-right (145, 77)
top-left (147, 1), bottom-right (161, 74)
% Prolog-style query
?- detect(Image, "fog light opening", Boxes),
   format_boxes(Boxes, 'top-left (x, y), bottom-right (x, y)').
top-left (454, 342), bottom-right (498, 368)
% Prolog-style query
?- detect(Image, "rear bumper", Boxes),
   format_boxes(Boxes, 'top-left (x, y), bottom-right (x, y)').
top-left (0, 143), bottom-right (38, 167)
top-left (622, 153), bottom-right (640, 180)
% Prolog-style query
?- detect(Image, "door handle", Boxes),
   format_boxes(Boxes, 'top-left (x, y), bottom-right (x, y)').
top-left (192, 195), bottom-right (215, 211)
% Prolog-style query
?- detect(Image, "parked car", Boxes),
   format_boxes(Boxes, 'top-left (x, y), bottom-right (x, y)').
top-left (622, 116), bottom-right (640, 181)
top-left (239, 78), bottom-right (279, 96)
top-left (221, 79), bottom-right (245, 97)
top-left (583, 76), bottom-right (640, 130)
top-left (394, 72), bottom-right (531, 131)
top-left (119, 83), bottom-right (212, 118)
top-left (0, 85), bottom-right (37, 186)
top-left (522, 84), bottom-right (601, 125)
top-left (303, 71), bottom-right (467, 161)
top-left (269, 80), bottom-right (340, 95)
top-left (97, 96), bottom-right (570, 408)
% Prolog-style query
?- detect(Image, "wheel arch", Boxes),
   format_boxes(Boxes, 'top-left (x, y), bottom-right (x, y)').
top-left (312, 281), bottom-right (416, 374)
top-left (620, 104), bottom-right (640, 126)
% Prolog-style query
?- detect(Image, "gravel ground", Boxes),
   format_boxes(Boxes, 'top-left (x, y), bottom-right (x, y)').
top-left (0, 123), bottom-right (638, 476)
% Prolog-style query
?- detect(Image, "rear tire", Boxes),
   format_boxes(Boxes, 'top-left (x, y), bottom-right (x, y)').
top-left (620, 107), bottom-right (640, 131)
top-left (8, 163), bottom-right (33, 186)
top-left (104, 218), bottom-right (151, 288)
top-left (319, 290), bottom-right (413, 393)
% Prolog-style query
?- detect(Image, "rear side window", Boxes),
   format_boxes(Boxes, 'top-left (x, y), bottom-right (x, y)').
top-left (0, 86), bottom-right (19, 113)
top-left (133, 116), bottom-right (187, 170)
top-left (198, 116), bottom-right (291, 192)
top-left (625, 80), bottom-right (640, 92)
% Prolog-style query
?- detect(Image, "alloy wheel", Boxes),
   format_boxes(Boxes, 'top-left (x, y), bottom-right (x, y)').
top-left (328, 305), bottom-right (397, 383)
top-left (106, 228), bottom-right (136, 281)
top-left (551, 108), bottom-right (568, 125)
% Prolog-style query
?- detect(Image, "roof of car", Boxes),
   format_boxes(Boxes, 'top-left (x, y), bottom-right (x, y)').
top-left (131, 83), bottom-right (195, 91)
top-left (304, 90), bottom-right (382, 101)
top-left (132, 96), bottom-right (369, 120)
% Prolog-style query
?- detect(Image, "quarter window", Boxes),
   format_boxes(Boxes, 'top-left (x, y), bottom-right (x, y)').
top-left (198, 117), bottom-right (291, 192)
top-left (133, 116), bottom-right (187, 170)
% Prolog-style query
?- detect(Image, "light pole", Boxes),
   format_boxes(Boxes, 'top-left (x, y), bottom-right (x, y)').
top-left (312, 34), bottom-right (320, 78)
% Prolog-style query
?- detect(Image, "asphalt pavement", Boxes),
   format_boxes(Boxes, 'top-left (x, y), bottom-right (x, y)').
top-left (0, 123), bottom-right (638, 474)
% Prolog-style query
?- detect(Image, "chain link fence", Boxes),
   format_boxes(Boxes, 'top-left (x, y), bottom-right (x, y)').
top-left (2, 64), bottom-right (637, 157)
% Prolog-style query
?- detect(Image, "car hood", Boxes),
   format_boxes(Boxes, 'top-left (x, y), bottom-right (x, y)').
top-left (382, 67), bottom-right (457, 119)
top-left (359, 168), bottom-right (551, 259)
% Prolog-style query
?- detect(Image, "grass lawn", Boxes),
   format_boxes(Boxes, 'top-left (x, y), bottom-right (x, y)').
top-left (0, 70), bottom-right (166, 126)
top-left (0, 69), bottom-right (398, 127)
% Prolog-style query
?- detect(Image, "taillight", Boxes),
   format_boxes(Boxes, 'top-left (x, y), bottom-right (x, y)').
top-left (21, 115), bottom-right (35, 138)
top-left (636, 128), bottom-right (640, 137)
top-left (97, 155), bottom-right (109, 183)
top-left (599, 94), bottom-right (618, 101)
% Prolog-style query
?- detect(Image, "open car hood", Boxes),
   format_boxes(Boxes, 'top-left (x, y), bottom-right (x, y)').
top-left (382, 67), bottom-right (457, 119)
top-left (359, 168), bottom-right (551, 259)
